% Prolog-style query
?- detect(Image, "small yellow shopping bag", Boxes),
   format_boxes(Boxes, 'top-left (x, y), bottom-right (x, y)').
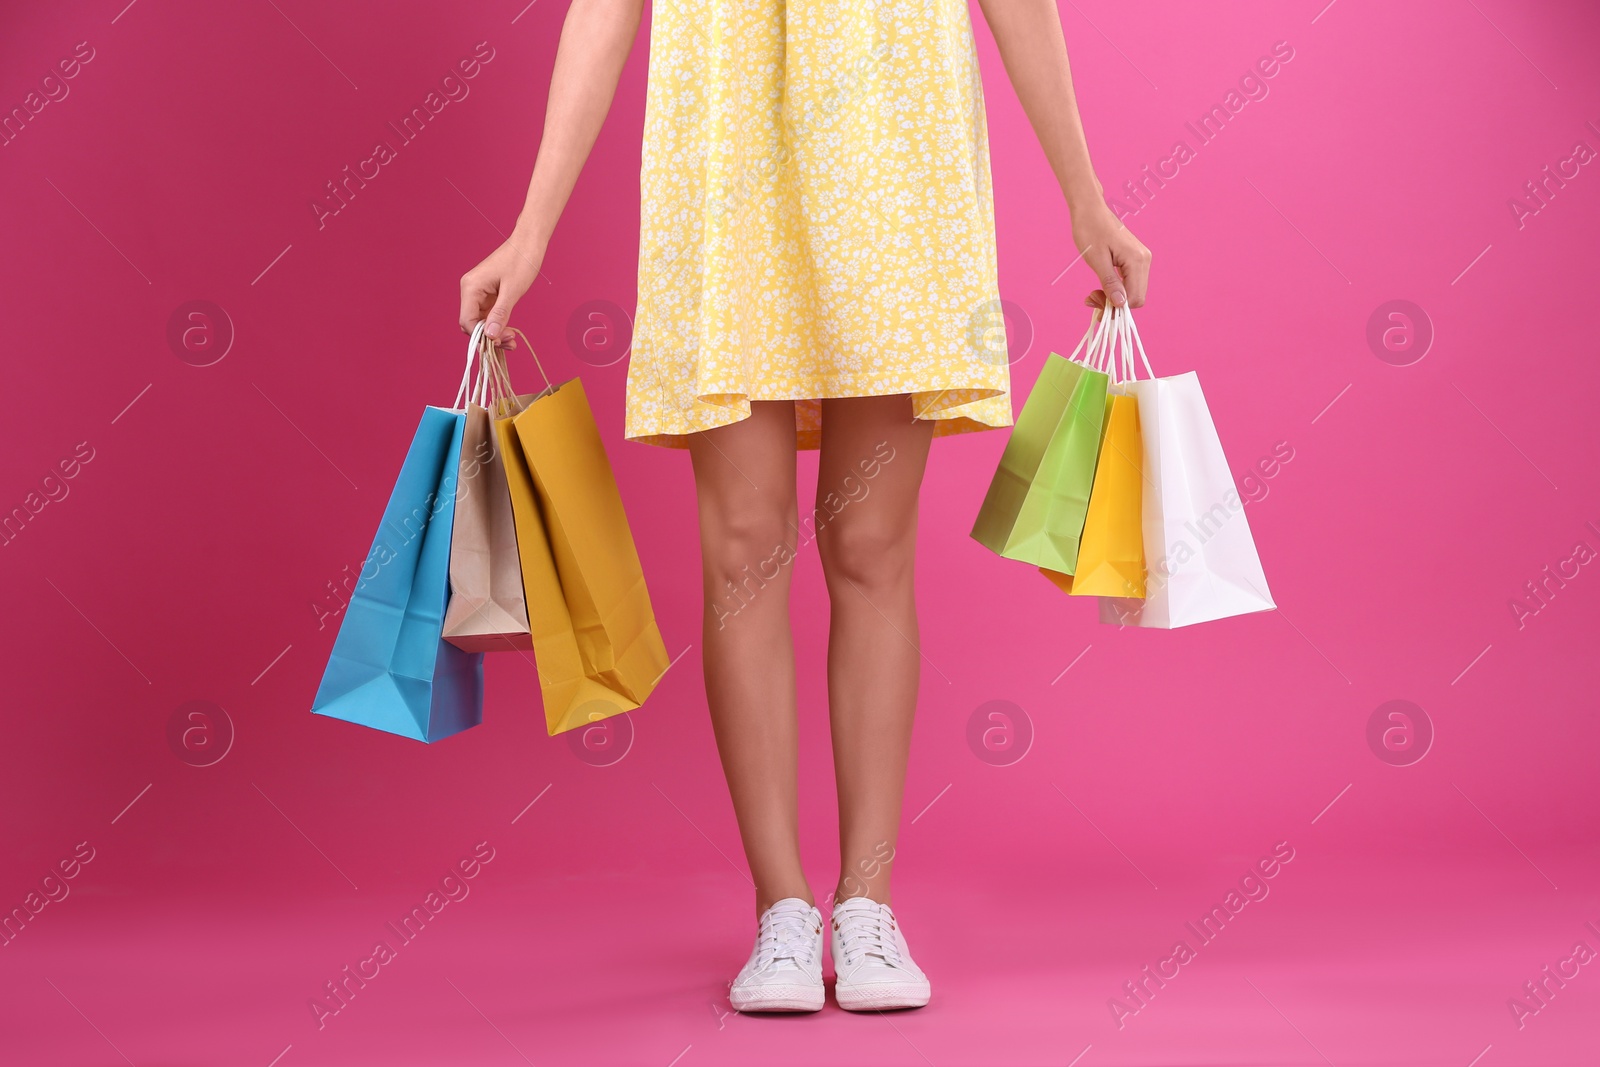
top-left (1041, 333), bottom-right (1146, 598)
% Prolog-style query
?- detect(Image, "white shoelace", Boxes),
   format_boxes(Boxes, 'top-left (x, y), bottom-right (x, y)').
top-left (752, 902), bottom-right (820, 973)
top-left (833, 899), bottom-right (905, 968)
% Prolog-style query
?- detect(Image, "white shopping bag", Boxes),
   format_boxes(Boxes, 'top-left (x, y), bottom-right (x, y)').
top-left (1096, 308), bottom-right (1274, 629)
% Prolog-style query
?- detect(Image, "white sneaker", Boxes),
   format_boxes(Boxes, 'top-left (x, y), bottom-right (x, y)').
top-left (830, 897), bottom-right (931, 1010)
top-left (729, 897), bottom-right (825, 1012)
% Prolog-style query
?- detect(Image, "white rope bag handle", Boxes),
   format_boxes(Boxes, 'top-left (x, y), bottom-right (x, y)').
top-left (452, 322), bottom-right (489, 410)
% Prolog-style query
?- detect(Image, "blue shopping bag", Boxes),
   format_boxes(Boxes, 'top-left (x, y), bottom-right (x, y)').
top-left (312, 405), bottom-right (485, 742)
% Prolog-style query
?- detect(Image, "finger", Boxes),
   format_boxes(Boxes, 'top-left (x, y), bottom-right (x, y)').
top-left (484, 288), bottom-right (522, 341)
top-left (459, 275), bottom-right (491, 334)
top-left (1083, 289), bottom-right (1107, 310)
top-left (1118, 245), bottom-right (1152, 308)
top-left (1083, 246), bottom-right (1128, 308)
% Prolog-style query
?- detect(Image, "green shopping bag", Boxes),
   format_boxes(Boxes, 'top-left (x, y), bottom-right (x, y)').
top-left (970, 311), bottom-right (1112, 574)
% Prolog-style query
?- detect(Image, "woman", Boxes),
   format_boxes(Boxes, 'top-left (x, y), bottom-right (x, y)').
top-left (459, 0), bottom-right (1150, 1013)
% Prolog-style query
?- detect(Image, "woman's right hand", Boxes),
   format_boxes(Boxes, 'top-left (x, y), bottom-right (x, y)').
top-left (459, 231), bottom-right (546, 341)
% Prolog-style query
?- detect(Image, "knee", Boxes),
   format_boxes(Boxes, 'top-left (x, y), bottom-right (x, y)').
top-left (699, 502), bottom-right (794, 595)
top-left (816, 515), bottom-right (915, 591)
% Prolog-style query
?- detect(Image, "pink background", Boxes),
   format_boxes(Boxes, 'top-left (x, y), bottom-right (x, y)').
top-left (3, 0), bottom-right (1598, 1063)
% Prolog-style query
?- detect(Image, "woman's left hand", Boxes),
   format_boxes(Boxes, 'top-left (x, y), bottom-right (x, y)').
top-left (1073, 204), bottom-right (1152, 310)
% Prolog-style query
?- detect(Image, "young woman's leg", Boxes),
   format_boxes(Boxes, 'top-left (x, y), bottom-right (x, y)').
top-left (687, 401), bottom-right (810, 915)
top-left (813, 395), bottom-right (936, 905)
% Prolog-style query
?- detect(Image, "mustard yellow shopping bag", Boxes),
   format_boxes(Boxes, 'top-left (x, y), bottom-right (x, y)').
top-left (1042, 389), bottom-right (1145, 597)
top-left (494, 334), bottom-right (671, 735)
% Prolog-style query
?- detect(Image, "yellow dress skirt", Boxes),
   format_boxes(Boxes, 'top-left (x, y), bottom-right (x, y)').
top-left (624, 0), bottom-right (1013, 449)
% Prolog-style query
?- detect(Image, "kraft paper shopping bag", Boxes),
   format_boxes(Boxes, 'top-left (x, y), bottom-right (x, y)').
top-left (495, 336), bottom-right (672, 735)
top-left (444, 329), bottom-right (535, 651)
top-left (1095, 308), bottom-right (1273, 628)
top-left (311, 398), bottom-right (485, 742)
top-left (971, 311), bottom-right (1112, 574)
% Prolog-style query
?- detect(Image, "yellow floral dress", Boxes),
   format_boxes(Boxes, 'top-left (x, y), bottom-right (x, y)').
top-left (625, 0), bottom-right (1012, 449)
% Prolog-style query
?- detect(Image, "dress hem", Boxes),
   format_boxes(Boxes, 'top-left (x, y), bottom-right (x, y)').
top-left (625, 385), bottom-right (1013, 450)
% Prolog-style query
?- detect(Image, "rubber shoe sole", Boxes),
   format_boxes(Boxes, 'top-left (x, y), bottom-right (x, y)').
top-left (730, 982), bottom-right (825, 1013)
top-left (833, 978), bottom-right (931, 1011)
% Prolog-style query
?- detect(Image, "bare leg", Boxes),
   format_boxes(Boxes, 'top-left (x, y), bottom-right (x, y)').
top-left (813, 395), bottom-right (935, 905)
top-left (688, 401), bottom-right (811, 915)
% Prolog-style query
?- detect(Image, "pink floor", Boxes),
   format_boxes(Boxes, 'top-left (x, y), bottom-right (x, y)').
top-left (9, 852), bottom-right (1597, 1065)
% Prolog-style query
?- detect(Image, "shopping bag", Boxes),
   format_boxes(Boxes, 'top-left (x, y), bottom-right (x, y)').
top-left (1043, 393), bottom-right (1146, 598)
top-left (311, 351), bottom-right (485, 741)
top-left (443, 326), bottom-right (534, 651)
top-left (1097, 308), bottom-right (1274, 628)
top-left (971, 311), bottom-right (1111, 573)
top-left (495, 335), bottom-right (672, 735)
